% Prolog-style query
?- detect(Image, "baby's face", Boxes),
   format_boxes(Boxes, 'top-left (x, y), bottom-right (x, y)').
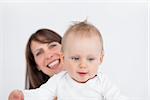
top-left (62, 34), bottom-right (103, 83)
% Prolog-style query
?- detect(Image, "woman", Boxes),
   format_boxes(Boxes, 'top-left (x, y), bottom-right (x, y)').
top-left (9, 29), bottom-right (63, 99)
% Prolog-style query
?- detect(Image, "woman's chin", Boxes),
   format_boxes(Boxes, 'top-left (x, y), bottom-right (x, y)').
top-left (54, 65), bottom-right (63, 74)
top-left (47, 65), bottom-right (63, 76)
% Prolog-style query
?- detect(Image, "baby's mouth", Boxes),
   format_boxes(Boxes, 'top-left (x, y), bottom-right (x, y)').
top-left (47, 59), bottom-right (60, 69)
top-left (77, 72), bottom-right (88, 76)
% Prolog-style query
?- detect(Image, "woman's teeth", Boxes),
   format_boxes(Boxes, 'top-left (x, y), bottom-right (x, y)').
top-left (48, 60), bottom-right (59, 68)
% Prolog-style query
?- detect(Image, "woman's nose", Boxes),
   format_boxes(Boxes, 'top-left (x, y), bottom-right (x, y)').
top-left (45, 52), bottom-right (53, 60)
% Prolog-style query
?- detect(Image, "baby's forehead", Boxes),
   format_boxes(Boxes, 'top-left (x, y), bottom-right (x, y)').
top-left (65, 36), bottom-right (102, 50)
top-left (64, 32), bottom-right (101, 45)
top-left (69, 29), bottom-right (99, 36)
top-left (65, 32), bottom-right (100, 43)
top-left (62, 31), bottom-right (103, 52)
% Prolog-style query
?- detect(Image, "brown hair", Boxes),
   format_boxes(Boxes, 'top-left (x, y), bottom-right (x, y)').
top-left (25, 29), bottom-right (62, 89)
top-left (62, 20), bottom-right (104, 52)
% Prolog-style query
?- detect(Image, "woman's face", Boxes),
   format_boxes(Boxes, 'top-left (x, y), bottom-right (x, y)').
top-left (31, 40), bottom-right (63, 76)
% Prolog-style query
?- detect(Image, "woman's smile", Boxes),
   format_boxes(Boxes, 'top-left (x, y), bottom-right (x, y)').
top-left (47, 59), bottom-right (60, 69)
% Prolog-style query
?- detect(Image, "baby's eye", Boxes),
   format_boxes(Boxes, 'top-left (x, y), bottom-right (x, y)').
top-left (71, 57), bottom-right (80, 61)
top-left (88, 58), bottom-right (95, 61)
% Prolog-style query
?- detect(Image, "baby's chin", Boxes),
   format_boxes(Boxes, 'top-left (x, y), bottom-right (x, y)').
top-left (73, 75), bottom-right (97, 83)
top-left (71, 77), bottom-right (89, 83)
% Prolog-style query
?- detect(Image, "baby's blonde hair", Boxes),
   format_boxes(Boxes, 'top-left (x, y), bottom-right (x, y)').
top-left (62, 20), bottom-right (104, 53)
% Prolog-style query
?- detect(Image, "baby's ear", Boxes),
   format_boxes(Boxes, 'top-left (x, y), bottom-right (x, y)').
top-left (100, 51), bottom-right (104, 63)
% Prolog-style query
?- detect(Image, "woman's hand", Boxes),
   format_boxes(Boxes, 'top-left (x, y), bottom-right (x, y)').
top-left (8, 90), bottom-right (24, 100)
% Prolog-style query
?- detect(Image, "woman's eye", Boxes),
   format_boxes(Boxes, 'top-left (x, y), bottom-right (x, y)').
top-left (50, 44), bottom-right (57, 47)
top-left (35, 52), bottom-right (41, 56)
top-left (71, 57), bottom-right (79, 61)
top-left (48, 44), bottom-right (57, 49)
top-left (34, 50), bottom-right (44, 57)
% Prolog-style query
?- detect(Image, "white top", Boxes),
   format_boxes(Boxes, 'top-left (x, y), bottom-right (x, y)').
top-left (23, 71), bottom-right (128, 100)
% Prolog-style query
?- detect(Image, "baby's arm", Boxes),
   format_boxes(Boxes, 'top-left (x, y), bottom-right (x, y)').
top-left (8, 85), bottom-right (55, 100)
top-left (9, 73), bottom-right (59, 100)
top-left (24, 75), bottom-right (59, 100)
top-left (8, 88), bottom-right (57, 100)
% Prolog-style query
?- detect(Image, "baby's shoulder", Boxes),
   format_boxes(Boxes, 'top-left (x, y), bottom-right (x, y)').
top-left (50, 71), bottom-right (68, 80)
top-left (96, 72), bottom-right (110, 82)
top-left (97, 72), bottom-right (104, 79)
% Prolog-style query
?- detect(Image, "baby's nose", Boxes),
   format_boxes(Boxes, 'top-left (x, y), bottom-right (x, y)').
top-left (79, 60), bottom-right (87, 68)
